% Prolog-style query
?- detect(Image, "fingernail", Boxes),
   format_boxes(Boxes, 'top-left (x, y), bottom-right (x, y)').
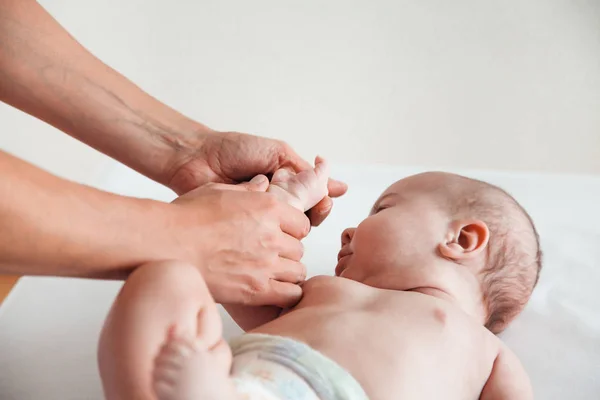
top-left (251, 175), bottom-right (268, 184)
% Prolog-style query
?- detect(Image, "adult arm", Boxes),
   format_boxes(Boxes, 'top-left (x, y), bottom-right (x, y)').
top-left (0, 0), bottom-right (197, 187)
top-left (0, 151), bottom-right (175, 279)
top-left (0, 150), bottom-right (309, 307)
top-left (0, 0), bottom-right (346, 225)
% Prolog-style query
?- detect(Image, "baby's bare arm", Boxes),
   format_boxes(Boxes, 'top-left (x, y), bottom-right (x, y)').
top-left (480, 343), bottom-right (533, 400)
top-left (223, 304), bottom-right (282, 332)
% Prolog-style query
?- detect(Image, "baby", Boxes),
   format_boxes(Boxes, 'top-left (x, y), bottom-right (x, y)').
top-left (98, 159), bottom-right (542, 400)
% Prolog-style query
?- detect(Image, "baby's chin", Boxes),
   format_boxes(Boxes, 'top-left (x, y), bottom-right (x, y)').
top-left (335, 266), bottom-right (366, 284)
top-left (334, 260), bottom-right (350, 277)
top-left (335, 261), bottom-right (354, 278)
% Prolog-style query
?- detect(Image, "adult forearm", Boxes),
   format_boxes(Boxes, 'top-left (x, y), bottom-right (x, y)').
top-left (0, 0), bottom-right (205, 187)
top-left (0, 150), bottom-right (179, 278)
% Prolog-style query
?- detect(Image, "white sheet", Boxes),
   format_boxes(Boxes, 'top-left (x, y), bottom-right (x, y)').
top-left (1, 163), bottom-right (599, 399)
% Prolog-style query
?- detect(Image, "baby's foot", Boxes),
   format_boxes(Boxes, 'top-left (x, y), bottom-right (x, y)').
top-left (153, 331), bottom-right (237, 400)
top-left (269, 156), bottom-right (330, 212)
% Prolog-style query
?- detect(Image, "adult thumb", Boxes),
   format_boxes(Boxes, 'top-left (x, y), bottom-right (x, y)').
top-left (240, 174), bottom-right (269, 192)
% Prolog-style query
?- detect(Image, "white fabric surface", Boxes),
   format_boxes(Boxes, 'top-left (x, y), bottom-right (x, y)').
top-left (0, 163), bottom-right (599, 399)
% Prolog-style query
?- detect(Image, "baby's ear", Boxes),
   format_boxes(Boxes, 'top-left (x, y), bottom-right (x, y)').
top-left (439, 220), bottom-right (489, 263)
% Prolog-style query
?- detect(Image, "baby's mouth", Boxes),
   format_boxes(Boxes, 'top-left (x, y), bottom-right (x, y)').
top-left (337, 246), bottom-right (353, 262)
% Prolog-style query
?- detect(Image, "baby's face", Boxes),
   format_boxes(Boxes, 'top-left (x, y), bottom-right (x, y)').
top-left (336, 174), bottom-right (451, 291)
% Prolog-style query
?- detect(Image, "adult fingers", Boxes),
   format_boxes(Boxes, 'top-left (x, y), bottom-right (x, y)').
top-left (237, 174), bottom-right (270, 192)
top-left (307, 196), bottom-right (333, 227)
top-left (277, 233), bottom-right (305, 262)
top-left (209, 175), bottom-right (269, 192)
top-left (201, 182), bottom-right (242, 192)
top-left (264, 280), bottom-right (303, 308)
top-left (277, 202), bottom-right (311, 239)
top-left (270, 257), bottom-right (306, 283)
top-left (327, 178), bottom-right (348, 198)
top-left (307, 172), bottom-right (347, 226)
top-left (277, 141), bottom-right (313, 172)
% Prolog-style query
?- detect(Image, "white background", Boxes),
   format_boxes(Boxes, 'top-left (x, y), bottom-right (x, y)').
top-left (1, 0), bottom-right (599, 183)
top-left (1, 1), bottom-right (599, 399)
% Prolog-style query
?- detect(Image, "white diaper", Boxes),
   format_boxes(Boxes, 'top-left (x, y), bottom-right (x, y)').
top-left (228, 334), bottom-right (368, 400)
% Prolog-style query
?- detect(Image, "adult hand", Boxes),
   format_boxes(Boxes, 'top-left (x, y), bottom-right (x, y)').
top-left (0, 1), bottom-right (346, 226)
top-left (171, 175), bottom-right (310, 307)
top-left (167, 130), bottom-right (348, 226)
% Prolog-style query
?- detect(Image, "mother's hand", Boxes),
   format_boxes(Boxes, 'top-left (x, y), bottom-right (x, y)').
top-left (167, 130), bottom-right (348, 226)
top-left (170, 175), bottom-right (309, 307)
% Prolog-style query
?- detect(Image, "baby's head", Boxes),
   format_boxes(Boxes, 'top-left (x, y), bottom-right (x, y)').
top-left (336, 172), bottom-right (542, 333)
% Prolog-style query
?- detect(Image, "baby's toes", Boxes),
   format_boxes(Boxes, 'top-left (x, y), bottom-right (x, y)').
top-left (158, 337), bottom-right (197, 362)
top-left (153, 339), bottom-right (196, 392)
top-left (153, 368), bottom-right (177, 400)
top-left (155, 348), bottom-right (185, 372)
top-left (153, 361), bottom-right (178, 400)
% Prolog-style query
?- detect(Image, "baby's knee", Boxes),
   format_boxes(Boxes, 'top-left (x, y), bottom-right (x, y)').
top-left (126, 260), bottom-right (208, 297)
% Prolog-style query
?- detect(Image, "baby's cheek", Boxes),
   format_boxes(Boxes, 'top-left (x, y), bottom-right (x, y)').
top-left (359, 226), bottom-right (411, 267)
top-left (357, 218), bottom-right (396, 247)
top-left (353, 231), bottom-right (387, 265)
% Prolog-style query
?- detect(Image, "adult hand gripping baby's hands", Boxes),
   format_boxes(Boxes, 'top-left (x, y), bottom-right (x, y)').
top-left (167, 130), bottom-right (348, 226)
top-left (170, 175), bottom-right (309, 308)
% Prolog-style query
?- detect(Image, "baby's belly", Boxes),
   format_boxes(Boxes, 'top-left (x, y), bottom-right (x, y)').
top-left (253, 292), bottom-right (497, 400)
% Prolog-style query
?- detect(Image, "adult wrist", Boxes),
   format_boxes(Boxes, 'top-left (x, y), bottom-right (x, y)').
top-left (162, 124), bottom-right (223, 194)
top-left (124, 198), bottom-right (196, 269)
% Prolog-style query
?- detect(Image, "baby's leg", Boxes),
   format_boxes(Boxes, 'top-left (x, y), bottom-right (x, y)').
top-left (153, 330), bottom-right (235, 400)
top-left (268, 156), bottom-right (330, 212)
top-left (98, 261), bottom-right (235, 400)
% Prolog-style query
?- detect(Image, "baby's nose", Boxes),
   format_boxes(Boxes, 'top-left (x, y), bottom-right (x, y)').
top-left (341, 227), bottom-right (356, 247)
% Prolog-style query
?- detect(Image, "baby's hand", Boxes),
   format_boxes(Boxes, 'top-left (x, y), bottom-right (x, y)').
top-left (268, 156), bottom-right (330, 212)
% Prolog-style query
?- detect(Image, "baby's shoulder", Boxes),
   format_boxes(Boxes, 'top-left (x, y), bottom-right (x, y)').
top-left (303, 274), bottom-right (362, 288)
top-left (303, 274), bottom-right (336, 284)
top-left (476, 325), bottom-right (504, 356)
top-left (299, 275), bottom-right (374, 307)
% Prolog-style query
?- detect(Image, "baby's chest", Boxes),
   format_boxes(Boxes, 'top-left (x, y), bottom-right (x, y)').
top-left (334, 295), bottom-right (492, 356)
top-left (316, 309), bottom-right (494, 400)
top-left (374, 297), bottom-right (486, 344)
top-left (361, 311), bottom-right (494, 373)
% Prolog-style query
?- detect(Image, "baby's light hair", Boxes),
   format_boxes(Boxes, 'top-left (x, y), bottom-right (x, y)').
top-left (443, 175), bottom-right (542, 333)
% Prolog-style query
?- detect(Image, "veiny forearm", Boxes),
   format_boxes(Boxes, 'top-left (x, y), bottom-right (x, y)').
top-left (0, 150), bottom-right (180, 278)
top-left (0, 0), bottom-right (205, 186)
